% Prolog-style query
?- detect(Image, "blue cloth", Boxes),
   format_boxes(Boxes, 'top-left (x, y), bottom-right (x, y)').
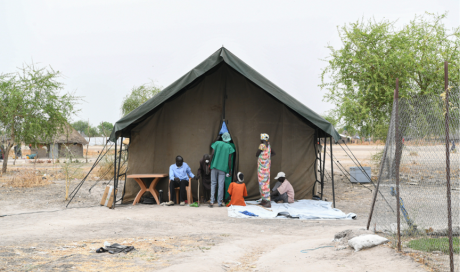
top-left (239, 211), bottom-right (258, 217)
top-left (219, 121), bottom-right (229, 135)
top-left (169, 162), bottom-right (195, 181)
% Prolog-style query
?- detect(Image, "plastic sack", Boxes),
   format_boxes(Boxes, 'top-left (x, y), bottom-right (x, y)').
top-left (348, 234), bottom-right (388, 252)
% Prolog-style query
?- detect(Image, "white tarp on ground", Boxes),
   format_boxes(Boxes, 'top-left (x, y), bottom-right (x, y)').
top-left (228, 200), bottom-right (357, 220)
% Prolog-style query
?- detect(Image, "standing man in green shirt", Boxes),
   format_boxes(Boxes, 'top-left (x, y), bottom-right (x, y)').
top-left (209, 132), bottom-right (235, 207)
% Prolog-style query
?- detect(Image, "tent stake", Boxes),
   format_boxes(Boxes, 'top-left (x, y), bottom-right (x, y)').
top-left (330, 138), bottom-right (335, 208)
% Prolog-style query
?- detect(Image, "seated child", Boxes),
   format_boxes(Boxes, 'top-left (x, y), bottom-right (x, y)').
top-left (226, 172), bottom-right (248, 207)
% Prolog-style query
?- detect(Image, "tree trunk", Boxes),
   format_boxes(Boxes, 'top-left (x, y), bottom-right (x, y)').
top-left (1, 143), bottom-right (13, 173)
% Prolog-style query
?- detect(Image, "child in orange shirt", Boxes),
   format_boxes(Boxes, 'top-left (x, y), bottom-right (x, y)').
top-left (227, 172), bottom-right (248, 207)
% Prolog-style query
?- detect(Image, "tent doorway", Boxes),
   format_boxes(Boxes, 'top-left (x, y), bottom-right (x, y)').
top-left (214, 120), bottom-right (238, 202)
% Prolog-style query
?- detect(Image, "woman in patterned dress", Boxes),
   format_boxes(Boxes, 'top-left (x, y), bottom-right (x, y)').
top-left (256, 133), bottom-right (276, 208)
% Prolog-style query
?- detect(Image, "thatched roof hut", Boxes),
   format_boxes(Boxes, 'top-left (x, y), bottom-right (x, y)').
top-left (52, 124), bottom-right (89, 145)
top-left (31, 124), bottom-right (88, 158)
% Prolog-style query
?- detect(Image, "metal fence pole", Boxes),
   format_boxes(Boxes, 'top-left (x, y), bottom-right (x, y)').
top-left (113, 139), bottom-right (117, 210)
top-left (444, 61), bottom-right (454, 272)
top-left (394, 78), bottom-right (401, 252)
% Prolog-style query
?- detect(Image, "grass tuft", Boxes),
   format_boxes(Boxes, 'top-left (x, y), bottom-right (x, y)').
top-left (407, 237), bottom-right (459, 254)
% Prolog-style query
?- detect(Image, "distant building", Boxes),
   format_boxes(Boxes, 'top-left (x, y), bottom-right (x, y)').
top-left (31, 124), bottom-right (89, 159)
top-left (339, 134), bottom-right (351, 143)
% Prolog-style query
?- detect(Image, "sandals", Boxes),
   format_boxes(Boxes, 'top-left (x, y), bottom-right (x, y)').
top-left (96, 247), bottom-right (107, 253)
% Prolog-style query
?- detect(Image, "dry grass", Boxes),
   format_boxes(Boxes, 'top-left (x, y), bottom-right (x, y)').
top-left (95, 157), bottom-right (115, 180)
top-left (83, 149), bottom-right (104, 157)
top-left (0, 235), bottom-right (218, 271)
top-left (6, 169), bottom-right (52, 188)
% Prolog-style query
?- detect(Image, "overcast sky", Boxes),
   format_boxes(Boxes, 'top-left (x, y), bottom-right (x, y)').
top-left (1, 0), bottom-right (458, 126)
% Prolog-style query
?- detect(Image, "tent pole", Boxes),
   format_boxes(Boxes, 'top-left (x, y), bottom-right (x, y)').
top-left (113, 139), bottom-right (117, 209)
top-left (313, 129), bottom-right (318, 196)
top-left (116, 136), bottom-right (123, 204)
top-left (321, 137), bottom-right (326, 200)
top-left (318, 136), bottom-right (323, 199)
top-left (330, 138), bottom-right (335, 208)
top-left (222, 64), bottom-right (227, 120)
top-left (318, 137), bottom-right (323, 199)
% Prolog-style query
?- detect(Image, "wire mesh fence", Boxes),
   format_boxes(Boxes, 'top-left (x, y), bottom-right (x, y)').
top-left (370, 88), bottom-right (460, 272)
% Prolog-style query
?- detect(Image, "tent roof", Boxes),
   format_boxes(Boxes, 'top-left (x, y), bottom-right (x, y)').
top-left (110, 47), bottom-right (340, 142)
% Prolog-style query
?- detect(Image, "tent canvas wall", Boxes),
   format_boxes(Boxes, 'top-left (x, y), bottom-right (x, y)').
top-left (110, 47), bottom-right (340, 203)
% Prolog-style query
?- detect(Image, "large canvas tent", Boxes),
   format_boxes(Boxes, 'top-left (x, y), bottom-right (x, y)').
top-left (109, 47), bottom-right (340, 203)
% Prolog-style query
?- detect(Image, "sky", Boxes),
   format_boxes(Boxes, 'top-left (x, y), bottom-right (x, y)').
top-left (1, 0), bottom-right (458, 126)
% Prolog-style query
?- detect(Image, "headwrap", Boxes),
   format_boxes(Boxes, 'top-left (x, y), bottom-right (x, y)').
top-left (222, 132), bottom-right (231, 142)
top-left (260, 133), bottom-right (269, 141)
top-left (237, 172), bottom-right (244, 183)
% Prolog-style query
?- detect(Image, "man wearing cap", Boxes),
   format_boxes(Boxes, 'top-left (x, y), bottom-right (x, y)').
top-left (271, 172), bottom-right (295, 204)
top-left (209, 132), bottom-right (235, 207)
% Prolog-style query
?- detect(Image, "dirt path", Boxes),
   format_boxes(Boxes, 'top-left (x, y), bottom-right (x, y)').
top-left (0, 145), bottom-right (425, 271)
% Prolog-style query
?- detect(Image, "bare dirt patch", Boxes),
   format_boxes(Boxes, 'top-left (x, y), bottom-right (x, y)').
top-left (0, 145), bottom-right (426, 271)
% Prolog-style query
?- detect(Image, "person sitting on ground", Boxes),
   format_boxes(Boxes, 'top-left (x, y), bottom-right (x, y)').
top-left (209, 132), bottom-right (235, 208)
top-left (271, 172), bottom-right (294, 204)
top-left (226, 172), bottom-right (248, 207)
top-left (166, 155), bottom-right (196, 206)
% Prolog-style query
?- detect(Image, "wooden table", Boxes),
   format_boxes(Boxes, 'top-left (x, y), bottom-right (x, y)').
top-left (127, 174), bottom-right (168, 205)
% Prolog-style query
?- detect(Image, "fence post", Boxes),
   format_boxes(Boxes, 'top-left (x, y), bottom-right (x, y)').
top-left (444, 61), bottom-right (454, 272)
top-left (394, 78), bottom-right (401, 252)
top-left (113, 139), bottom-right (117, 210)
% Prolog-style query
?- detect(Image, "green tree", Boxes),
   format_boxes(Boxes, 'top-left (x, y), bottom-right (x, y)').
top-left (71, 120), bottom-right (99, 137)
top-left (121, 83), bottom-right (162, 116)
top-left (97, 121), bottom-right (113, 144)
top-left (320, 12), bottom-right (459, 140)
top-left (71, 120), bottom-right (88, 133)
top-left (0, 63), bottom-right (80, 173)
top-left (97, 121), bottom-right (113, 137)
top-left (322, 111), bottom-right (340, 126)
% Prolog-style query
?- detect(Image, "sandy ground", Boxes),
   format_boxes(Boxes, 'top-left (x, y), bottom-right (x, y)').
top-left (0, 145), bottom-right (427, 271)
